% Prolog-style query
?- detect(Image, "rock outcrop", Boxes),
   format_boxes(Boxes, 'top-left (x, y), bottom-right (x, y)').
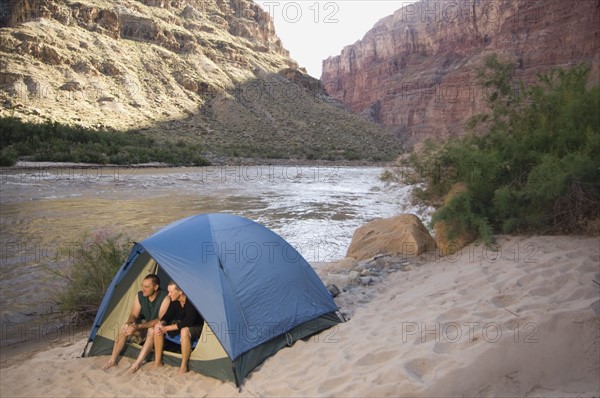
top-left (321, 0), bottom-right (600, 147)
top-left (0, 0), bottom-right (400, 161)
top-left (346, 214), bottom-right (436, 261)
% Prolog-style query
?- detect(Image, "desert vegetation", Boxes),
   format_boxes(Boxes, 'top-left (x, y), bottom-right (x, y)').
top-left (0, 117), bottom-right (210, 166)
top-left (384, 55), bottom-right (600, 241)
top-left (45, 228), bottom-right (130, 322)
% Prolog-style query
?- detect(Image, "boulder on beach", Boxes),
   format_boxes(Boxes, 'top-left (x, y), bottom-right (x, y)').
top-left (346, 214), bottom-right (436, 261)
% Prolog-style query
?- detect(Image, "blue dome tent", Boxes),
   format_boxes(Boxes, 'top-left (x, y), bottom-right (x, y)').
top-left (83, 213), bottom-right (342, 386)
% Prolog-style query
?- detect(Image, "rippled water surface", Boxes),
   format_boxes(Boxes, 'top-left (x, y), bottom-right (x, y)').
top-left (0, 165), bottom-right (430, 329)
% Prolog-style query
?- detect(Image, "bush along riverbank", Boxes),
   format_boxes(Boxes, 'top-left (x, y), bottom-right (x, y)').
top-left (0, 117), bottom-right (210, 167)
top-left (384, 56), bottom-right (600, 242)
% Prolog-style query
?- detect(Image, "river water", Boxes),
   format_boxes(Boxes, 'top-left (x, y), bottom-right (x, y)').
top-left (0, 164), bottom-right (431, 343)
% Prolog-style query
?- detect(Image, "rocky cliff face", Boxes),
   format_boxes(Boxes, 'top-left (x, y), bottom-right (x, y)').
top-left (321, 0), bottom-right (600, 147)
top-left (0, 0), bottom-right (399, 160)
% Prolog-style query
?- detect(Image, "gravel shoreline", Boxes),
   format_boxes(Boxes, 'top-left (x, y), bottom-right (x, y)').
top-left (2, 158), bottom-right (394, 170)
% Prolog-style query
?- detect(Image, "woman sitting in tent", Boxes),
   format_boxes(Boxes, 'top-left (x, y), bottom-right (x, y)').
top-left (152, 280), bottom-right (204, 374)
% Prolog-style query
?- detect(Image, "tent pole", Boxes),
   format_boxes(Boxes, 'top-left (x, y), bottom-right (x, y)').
top-left (232, 365), bottom-right (241, 391)
top-left (81, 339), bottom-right (91, 358)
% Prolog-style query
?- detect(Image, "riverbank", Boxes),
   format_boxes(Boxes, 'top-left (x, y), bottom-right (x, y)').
top-left (1, 235), bottom-right (598, 397)
top-left (2, 157), bottom-right (395, 170)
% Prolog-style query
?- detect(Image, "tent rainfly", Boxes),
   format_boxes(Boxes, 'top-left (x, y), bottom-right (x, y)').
top-left (83, 213), bottom-right (342, 386)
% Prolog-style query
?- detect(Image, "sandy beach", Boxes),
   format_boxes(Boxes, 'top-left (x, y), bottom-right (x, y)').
top-left (1, 235), bottom-right (598, 397)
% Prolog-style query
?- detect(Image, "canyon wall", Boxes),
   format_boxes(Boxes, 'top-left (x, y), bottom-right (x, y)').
top-left (321, 0), bottom-right (600, 146)
top-left (0, 0), bottom-right (399, 160)
top-left (0, 0), bottom-right (295, 130)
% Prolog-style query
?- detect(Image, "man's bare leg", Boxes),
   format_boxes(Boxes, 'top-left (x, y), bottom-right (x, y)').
top-left (128, 328), bottom-right (155, 373)
top-left (151, 330), bottom-right (165, 370)
top-left (103, 327), bottom-right (128, 369)
top-left (179, 327), bottom-right (191, 374)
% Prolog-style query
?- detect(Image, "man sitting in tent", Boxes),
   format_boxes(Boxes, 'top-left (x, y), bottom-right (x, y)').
top-left (152, 280), bottom-right (204, 374)
top-left (103, 274), bottom-right (169, 369)
top-left (127, 290), bottom-right (171, 373)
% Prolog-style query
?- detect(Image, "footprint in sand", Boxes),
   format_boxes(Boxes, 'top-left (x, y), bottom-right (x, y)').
top-left (565, 250), bottom-right (582, 260)
top-left (579, 274), bottom-right (600, 288)
top-left (318, 375), bottom-right (349, 393)
top-left (516, 272), bottom-right (539, 287)
top-left (436, 307), bottom-right (468, 322)
top-left (480, 266), bottom-right (492, 275)
top-left (528, 285), bottom-right (557, 296)
top-left (81, 374), bottom-right (95, 388)
top-left (433, 342), bottom-right (454, 354)
top-left (115, 367), bottom-right (132, 377)
top-left (591, 300), bottom-right (600, 315)
top-left (454, 273), bottom-right (481, 284)
top-left (580, 256), bottom-right (600, 272)
top-left (356, 350), bottom-right (398, 367)
top-left (457, 278), bottom-right (489, 295)
top-left (472, 310), bottom-right (503, 318)
top-left (185, 385), bottom-right (208, 395)
top-left (404, 357), bottom-right (434, 382)
top-left (566, 287), bottom-right (598, 301)
top-left (491, 294), bottom-right (518, 308)
top-left (541, 267), bottom-right (558, 278)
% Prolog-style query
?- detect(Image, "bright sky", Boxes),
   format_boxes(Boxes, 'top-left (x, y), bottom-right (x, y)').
top-left (255, 1), bottom-right (419, 78)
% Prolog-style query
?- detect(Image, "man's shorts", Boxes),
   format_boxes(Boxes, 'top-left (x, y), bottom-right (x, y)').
top-left (130, 328), bottom-right (148, 345)
top-left (166, 323), bottom-right (203, 341)
top-left (188, 325), bottom-right (202, 341)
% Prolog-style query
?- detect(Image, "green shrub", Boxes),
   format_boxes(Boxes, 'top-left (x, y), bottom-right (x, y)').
top-left (430, 190), bottom-right (494, 243)
top-left (48, 228), bottom-right (130, 320)
top-left (0, 118), bottom-right (210, 166)
top-left (386, 55), bottom-right (600, 240)
top-left (0, 146), bottom-right (18, 166)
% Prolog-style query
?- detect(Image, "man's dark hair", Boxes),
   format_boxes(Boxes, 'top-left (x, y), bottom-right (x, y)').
top-left (144, 274), bottom-right (161, 287)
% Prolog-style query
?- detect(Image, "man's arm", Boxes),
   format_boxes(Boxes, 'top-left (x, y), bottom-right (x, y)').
top-left (155, 299), bottom-right (176, 335)
top-left (122, 293), bottom-right (143, 335)
top-left (128, 293), bottom-right (142, 323)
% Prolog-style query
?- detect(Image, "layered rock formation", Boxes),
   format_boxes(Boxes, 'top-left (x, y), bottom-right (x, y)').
top-left (0, 0), bottom-right (399, 160)
top-left (322, 0), bottom-right (600, 147)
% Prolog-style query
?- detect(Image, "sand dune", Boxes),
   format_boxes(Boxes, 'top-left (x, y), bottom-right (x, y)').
top-left (1, 235), bottom-right (598, 397)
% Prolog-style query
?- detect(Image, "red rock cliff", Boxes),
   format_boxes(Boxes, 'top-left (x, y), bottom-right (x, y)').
top-left (321, 0), bottom-right (600, 147)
